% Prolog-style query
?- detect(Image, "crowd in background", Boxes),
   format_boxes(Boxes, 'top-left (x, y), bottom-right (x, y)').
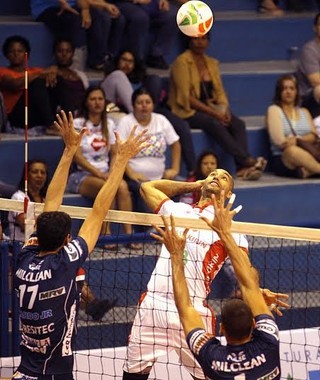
top-left (1, 3), bottom-right (320, 235)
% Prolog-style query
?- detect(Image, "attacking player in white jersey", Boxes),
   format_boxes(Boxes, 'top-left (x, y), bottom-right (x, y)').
top-left (122, 170), bottom-right (289, 380)
top-left (152, 192), bottom-right (287, 380)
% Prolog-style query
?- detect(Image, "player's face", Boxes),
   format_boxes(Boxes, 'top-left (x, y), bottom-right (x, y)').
top-left (200, 154), bottom-right (218, 178)
top-left (55, 41), bottom-right (74, 67)
top-left (201, 169), bottom-right (233, 198)
top-left (281, 79), bottom-right (297, 105)
top-left (28, 162), bottom-right (47, 192)
top-left (118, 51), bottom-right (135, 75)
top-left (6, 42), bottom-right (26, 66)
top-left (133, 94), bottom-right (154, 121)
top-left (86, 89), bottom-right (106, 115)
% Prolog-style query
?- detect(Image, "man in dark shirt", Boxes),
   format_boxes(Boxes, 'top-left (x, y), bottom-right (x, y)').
top-left (12, 111), bottom-right (148, 380)
top-left (152, 192), bottom-right (289, 380)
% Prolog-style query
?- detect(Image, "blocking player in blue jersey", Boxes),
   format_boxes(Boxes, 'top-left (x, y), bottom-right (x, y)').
top-left (12, 111), bottom-right (148, 380)
top-left (152, 192), bottom-right (289, 380)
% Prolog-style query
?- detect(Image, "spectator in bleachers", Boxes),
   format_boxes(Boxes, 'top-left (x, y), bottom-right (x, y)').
top-left (168, 33), bottom-right (267, 181)
top-left (258, 0), bottom-right (284, 15)
top-left (66, 86), bottom-right (139, 244)
top-left (296, 12), bottom-right (320, 119)
top-left (266, 74), bottom-right (320, 178)
top-left (111, 0), bottom-right (181, 68)
top-left (101, 50), bottom-right (196, 175)
top-left (29, 0), bottom-right (125, 70)
top-left (180, 149), bottom-right (219, 205)
top-left (8, 158), bottom-right (116, 320)
top-left (0, 35), bottom-right (56, 134)
top-left (116, 87), bottom-right (181, 215)
top-left (50, 38), bottom-right (89, 115)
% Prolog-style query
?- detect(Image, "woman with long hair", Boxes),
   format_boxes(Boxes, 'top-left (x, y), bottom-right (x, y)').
top-left (67, 85), bottom-right (138, 242)
top-left (267, 74), bottom-right (320, 178)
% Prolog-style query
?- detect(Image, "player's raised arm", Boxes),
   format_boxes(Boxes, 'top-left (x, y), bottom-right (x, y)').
top-left (79, 127), bottom-right (149, 253)
top-left (140, 179), bottom-right (203, 213)
top-left (43, 111), bottom-right (86, 212)
top-left (202, 192), bottom-right (272, 317)
top-left (151, 215), bottom-right (205, 336)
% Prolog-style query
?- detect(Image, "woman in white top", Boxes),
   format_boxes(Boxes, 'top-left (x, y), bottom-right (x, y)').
top-left (267, 74), bottom-right (320, 178)
top-left (67, 86), bottom-right (136, 239)
top-left (116, 87), bottom-right (181, 215)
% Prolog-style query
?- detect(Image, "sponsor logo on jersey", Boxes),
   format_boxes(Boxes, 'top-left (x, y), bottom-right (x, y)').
top-left (211, 353), bottom-right (267, 372)
top-left (15, 268), bottom-right (52, 282)
top-left (257, 366), bottom-right (280, 380)
top-left (21, 322), bottom-right (55, 335)
top-left (64, 243), bottom-right (79, 262)
top-left (256, 318), bottom-right (279, 340)
top-left (21, 333), bottom-right (51, 354)
top-left (39, 286), bottom-right (66, 300)
top-left (21, 309), bottom-right (53, 321)
top-left (29, 260), bottom-right (44, 271)
top-left (62, 301), bottom-right (76, 356)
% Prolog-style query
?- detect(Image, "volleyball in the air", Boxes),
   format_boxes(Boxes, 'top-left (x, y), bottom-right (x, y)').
top-left (176, 1), bottom-right (214, 37)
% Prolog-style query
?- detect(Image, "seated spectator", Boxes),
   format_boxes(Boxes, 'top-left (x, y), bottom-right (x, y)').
top-left (168, 33), bottom-right (267, 180)
top-left (29, 0), bottom-right (125, 70)
top-left (112, 0), bottom-right (179, 68)
top-left (266, 74), bottom-right (320, 178)
top-left (0, 35), bottom-right (56, 134)
top-left (66, 86), bottom-right (138, 244)
top-left (8, 158), bottom-right (114, 320)
top-left (49, 39), bottom-right (89, 115)
top-left (296, 12), bottom-right (320, 118)
top-left (101, 50), bottom-right (196, 174)
top-left (116, 87), bottom-right (181, 215)
top-left (258, 0), bottom-right (284, 15)
top-left (180, 149), bottom-right (219, 205)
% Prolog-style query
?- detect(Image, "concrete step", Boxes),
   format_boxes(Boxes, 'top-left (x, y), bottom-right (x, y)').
top-left (0, 11), bottom-right (314, 66)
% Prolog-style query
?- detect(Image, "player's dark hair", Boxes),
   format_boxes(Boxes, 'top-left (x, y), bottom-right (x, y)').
top-left (132, 87), bottom-right (155, 106)
top-left (2, 35), bottom-right (31, 58)
top-left (37, 211), bottom-right (71, 251)
top-left (221, 298), bottom-right (253, 340)
top-left (273, 74), bottom-right (300, 106)
top-left (314, 12), bottom-right (320, 26)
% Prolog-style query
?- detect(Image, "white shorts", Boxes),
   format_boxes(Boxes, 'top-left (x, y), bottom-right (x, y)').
top-left (123, 293), bottom-right (215, 379)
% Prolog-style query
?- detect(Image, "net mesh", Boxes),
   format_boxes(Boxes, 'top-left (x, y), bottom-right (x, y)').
top-left (0, 199), bottom-right (320, 380)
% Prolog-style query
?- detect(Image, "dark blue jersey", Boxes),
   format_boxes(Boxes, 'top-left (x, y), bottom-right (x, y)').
top-left (13, 235), bottom-right (88, 376)
top-left (187, 314), bottom-right (280, 380)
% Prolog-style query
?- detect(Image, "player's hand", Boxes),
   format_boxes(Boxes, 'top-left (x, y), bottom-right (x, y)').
top-left (114, 125), bottom-right (150, 161)
top-left (54, 111), bottom-right (87, 151)
top-left (201, 191), bottom-right (242, 235)
top-left (261, 288), bottom-right (290, 317)
top-left (151, 214), bottom-right (188, 261)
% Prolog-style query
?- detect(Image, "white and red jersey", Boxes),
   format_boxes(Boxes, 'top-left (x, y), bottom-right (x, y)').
top-left (147, 199), bottom-right (248, 305)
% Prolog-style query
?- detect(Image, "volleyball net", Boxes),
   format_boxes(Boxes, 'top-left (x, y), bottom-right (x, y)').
top-left (0, 199), bottom-right (320, 380)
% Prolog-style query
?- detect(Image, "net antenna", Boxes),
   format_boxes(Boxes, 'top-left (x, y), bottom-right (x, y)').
top-left (23, 52), bottom-right (35, 241)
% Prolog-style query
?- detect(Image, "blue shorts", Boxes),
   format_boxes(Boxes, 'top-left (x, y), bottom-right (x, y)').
top-left (66, 171), bottom-right (89, 193)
